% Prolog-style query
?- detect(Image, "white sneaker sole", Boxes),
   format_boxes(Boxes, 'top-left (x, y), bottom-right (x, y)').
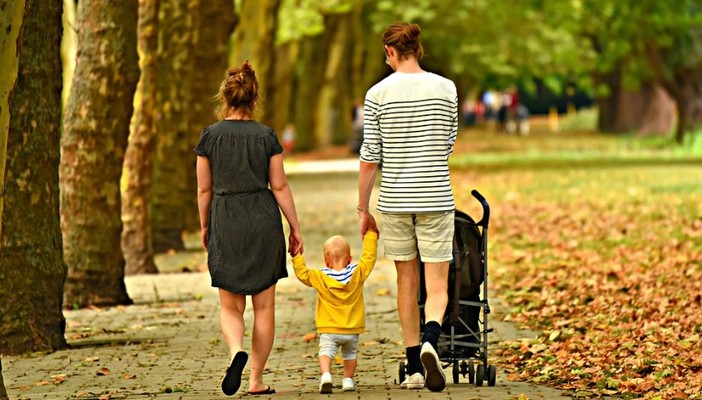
top-left (401, 383), bottom-right (424, 390)
top-left (421, 343), bottom-right (446, 392)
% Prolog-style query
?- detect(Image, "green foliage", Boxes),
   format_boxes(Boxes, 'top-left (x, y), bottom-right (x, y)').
top-left (277, 0), bottom-right (353, 44)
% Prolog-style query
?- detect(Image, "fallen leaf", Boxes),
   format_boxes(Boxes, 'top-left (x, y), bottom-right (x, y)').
top-left (97, 367), bottom-right (111, 376)
top-left (375, 288), bottom-right (390, 296)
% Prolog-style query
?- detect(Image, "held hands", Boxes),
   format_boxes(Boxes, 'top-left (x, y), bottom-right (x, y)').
top-left (358, 209), bottom-right (379, 237)
top-left (288, 229), bottom-right (304, 257)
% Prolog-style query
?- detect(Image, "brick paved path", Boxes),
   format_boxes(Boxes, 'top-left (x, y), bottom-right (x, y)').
top-left (4, 164), bottom-right (567, 399)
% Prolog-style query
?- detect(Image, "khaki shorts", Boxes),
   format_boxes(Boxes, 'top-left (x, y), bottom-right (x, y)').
top-left (380, 211), bottom-right (455, 263)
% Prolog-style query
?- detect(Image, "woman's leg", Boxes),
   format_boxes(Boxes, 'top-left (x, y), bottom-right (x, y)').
top-left (248, 284), bottom-right (276, 392)
top-left (218, 289), bottom-right (246, 359)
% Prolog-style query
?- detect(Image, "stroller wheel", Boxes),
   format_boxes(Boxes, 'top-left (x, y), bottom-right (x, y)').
top-left (398, 360), bottom-right (406, 383)
top-left (467, 360), bottom-right (475, 384)
top-left (487, 364), bottom-right (497, 386)
top-left (452, 361), bottom-right (459, 384)
top-left (475, 363), bottom-right (485, 387)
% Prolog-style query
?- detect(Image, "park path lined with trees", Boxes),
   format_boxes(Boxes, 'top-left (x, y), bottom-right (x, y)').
top-left (1, 0), bottom-right (702, 398)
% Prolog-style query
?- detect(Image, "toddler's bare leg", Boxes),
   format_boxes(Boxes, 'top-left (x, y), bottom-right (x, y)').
top-left (343, 359), bottom-right (357, 378)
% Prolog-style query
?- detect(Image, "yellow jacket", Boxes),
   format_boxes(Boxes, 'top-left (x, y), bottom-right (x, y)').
top-left (292, 231), bottom-right (378, 334)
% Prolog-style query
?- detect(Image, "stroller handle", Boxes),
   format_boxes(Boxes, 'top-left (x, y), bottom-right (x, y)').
top-left (471, 190), bottom-right (490, 228)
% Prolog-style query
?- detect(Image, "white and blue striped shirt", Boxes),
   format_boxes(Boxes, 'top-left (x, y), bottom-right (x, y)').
top-left (321, 263), bottom-right (358, 284)
top-left (361, 71), bottom-right (458, 213)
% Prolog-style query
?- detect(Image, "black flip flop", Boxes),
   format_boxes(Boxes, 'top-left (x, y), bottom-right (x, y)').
top-left (247, 385), bottom-right (276, 395)
top-left (222, 351), bottom-right (248, 396)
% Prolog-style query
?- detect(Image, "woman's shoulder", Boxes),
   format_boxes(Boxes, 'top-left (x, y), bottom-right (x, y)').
top-left (206, 120), bottom-right (275, 136)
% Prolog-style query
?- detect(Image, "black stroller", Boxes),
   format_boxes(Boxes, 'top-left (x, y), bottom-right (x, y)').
top-left (398, 190), bottom-right (496, 387)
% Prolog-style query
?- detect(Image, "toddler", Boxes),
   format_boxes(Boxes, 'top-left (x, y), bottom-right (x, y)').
top-left (292, 229), bottom-right (378, 393)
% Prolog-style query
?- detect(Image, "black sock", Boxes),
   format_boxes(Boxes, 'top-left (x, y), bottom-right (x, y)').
top-left (422, 321), bottom-right (442, 350)
top-left (406, 345), bottom-right (423, 375)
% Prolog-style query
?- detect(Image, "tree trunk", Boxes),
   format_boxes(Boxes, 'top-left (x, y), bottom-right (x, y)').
top-left (594, 68), bottom-right (675, 135)
top-left (615, 84), bottom-right (675, 134)
top-left (179, 0), bottom-right (237, 231)
top-left (122, 0), bottom-right (160, 275)
top-left (646, 44), bottom-right (702, 144)
top-left (315, 13), bottom-right (350, 147)
top-left (292, 34), bottom-right (330, 151)
top-left (61, 0), bottom-right (139, 308)
top-left (1, 0), bottom-right (68, 354)
top-left (61, 0), bottom-right (78, 106)
top-left (230, 0), bottom-right (281, 128)
top-left (0, 358), bottom-right (6, 400)
top-left (268, 41), bottom-right (298, 136)
top-left (151, 0), bottom-right (197, 252)
top-left (594, 69), bottom-right (621, 132)
top-left (668, 66), bottom-right (702, 144)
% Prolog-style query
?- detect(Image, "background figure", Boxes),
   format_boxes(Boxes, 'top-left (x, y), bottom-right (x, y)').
top-left (195, 61), bottom-right (303, 396)
top-left (282, 123), bottom-right (296, 154)
top-left (358, 22), bottom-right (457, 393)
top-left (516, 103), bottom-right (531, 135)
top-left (461, 99), bottom-right (476, 126)
top-left (292, 231), bottom-right (378, 394)
top-left (350, 99), bottom-right (364, 154)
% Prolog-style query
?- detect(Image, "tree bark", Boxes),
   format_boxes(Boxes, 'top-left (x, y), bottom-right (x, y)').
top-left (0, 358), bottom-right (6, 400)
top-left (646, 43), bottom-right (702, 144)
top-left (61, 0), bottom-right (77, 106)
top-left (623, 83), bottom-right (675, 135)
top-left (662, 66), bottom-right (702, 144)
top-left (594, 68), bottom-right (674, 135)
top-left (593, 69), bottom-right (622, 132)
top-left (230, 0), bottom-right (280, 128)
top-left (1, 0), bottom-right (68, 354)
top-left (315, 13), bottom-right (350, 147)
top-left (268, 41), bottom-right (298, 136)
top-left (292, 33), bottom-right (331, 151)
top-left (179, 0), bottom-right (237, 231)
top-left (60, 0), bottom-right (139, 308)
top-left (121, 0), bottom-right (160, 275)
top-left (151, 0), bottom-right (197, 252)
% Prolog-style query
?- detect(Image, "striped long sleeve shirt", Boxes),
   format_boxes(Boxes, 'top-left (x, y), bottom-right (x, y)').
top-left (360, 71), bottom-right (458, 213)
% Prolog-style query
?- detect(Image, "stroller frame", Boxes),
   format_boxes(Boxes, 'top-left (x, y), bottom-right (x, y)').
top-left (398, 190), bottom-right (496, 387)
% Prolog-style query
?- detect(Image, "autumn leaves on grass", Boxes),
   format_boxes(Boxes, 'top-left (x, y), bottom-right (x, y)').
top-left (489, 199), bottom-right (702, 398)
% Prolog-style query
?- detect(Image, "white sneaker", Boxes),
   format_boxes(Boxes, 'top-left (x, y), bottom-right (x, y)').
top-left (399, 372), bottom-right (424, 389)
top-left (319, 372), bottom-right (333, 394)
top-left (420, 342), bottom-right (446, 392)
top-left (342, 377), bottom-right (356, 391)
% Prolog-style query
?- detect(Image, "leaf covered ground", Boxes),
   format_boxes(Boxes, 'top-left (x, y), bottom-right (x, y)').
top-left (450, 129), bottom-right (702, 399)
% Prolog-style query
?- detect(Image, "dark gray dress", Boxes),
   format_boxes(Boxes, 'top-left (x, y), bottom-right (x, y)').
top-left (195, 120), bottom-right (287, 295)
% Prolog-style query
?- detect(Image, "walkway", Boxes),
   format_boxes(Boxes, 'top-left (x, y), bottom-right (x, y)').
top-left (3, 159), bottom-right (567, 399)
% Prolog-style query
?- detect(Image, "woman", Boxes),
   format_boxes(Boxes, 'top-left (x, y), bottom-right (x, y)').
top-left (195, 60), bottom-right (303, 396)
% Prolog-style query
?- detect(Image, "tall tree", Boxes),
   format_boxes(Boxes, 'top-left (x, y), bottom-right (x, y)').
top-left (230, 0), bottom-right (281, 128)
top-left (641, 1), bottom-right (702, 143)
top-left (314, 12), bottom-right (351, 146)
top-left (60, 0), bottom-right (139, 307)
top-left (0, 0), bottom-right (67, 354)
top-left (151, 0), bottom-right (197, 252)
top-left (181, 0), bottom-right (237, 231)
top-left (121, 0), bottom-right (160, 275)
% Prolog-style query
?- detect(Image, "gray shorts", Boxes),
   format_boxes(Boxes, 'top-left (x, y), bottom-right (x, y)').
top-left (318, 333), bottom-right (359, 360)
